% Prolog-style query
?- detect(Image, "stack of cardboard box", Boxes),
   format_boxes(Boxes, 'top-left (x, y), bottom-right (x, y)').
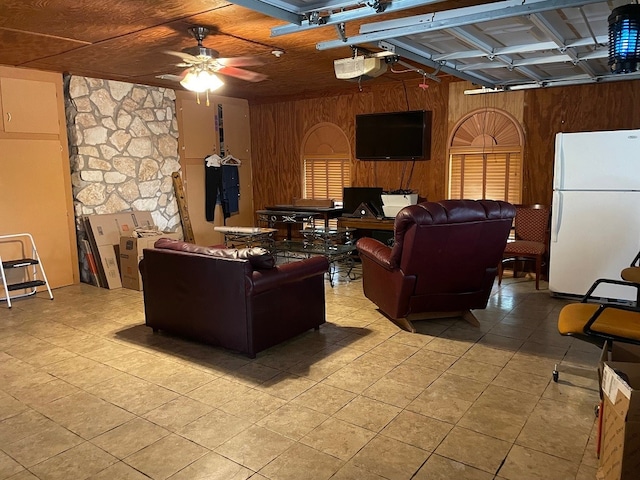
top-left (83, 212), bottom-right (180, 290)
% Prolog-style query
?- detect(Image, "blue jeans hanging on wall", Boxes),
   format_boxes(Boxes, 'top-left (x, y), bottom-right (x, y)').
top-left (222, 165), bottom-right (240, 217)
top-left (205, 164), bottom-right (240, 224)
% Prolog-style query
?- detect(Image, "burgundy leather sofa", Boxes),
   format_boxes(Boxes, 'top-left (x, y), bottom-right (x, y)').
top-left (139, 238), bottom-right (329, 357)
top-left (356, 199), bottom-right (516, 332)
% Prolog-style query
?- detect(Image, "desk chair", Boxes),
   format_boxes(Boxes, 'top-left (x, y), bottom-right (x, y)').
top-left (555, 278), bottom-right (640, 383)
top-left (621, 250), bottom-right (640, 307)
top-left (557, 280), bottom-right (640, 345)
top-left (554, 249), bottom-right (640, 380)
top-left (498, 204), bottom-right (550, 290)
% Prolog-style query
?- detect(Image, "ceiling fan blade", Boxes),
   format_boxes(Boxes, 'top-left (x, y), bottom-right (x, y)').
top-left (216, 57), bottom-right (264, 67)
top-left (216, 66), bottom-right (267, 82)
top-left (165, 50), bottom-right (201, 64)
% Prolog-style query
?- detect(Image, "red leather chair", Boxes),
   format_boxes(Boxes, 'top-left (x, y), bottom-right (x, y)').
top-left (356, 200), bottom-right (516, 332)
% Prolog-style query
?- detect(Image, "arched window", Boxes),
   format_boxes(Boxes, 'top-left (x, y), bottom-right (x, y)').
top-left (301, 123), bottom-right (351, 202)
top-left (447, 108), bottom-right (524, 204)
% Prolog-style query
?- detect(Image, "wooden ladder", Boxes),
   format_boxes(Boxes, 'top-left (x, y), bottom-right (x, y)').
top-left (172, 172), bottom-right (196, 243)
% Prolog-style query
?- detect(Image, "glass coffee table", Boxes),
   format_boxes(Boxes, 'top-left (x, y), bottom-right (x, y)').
top-left (214, 226), bottom-right (277, 251)
top-left (276, 227), bottom-right (357, 286)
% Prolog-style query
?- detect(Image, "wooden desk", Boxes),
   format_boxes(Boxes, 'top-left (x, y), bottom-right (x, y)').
top-left (337, 216), bottom-right (395, 231)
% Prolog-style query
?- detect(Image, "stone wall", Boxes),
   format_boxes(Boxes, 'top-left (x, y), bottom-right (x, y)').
top-left (64, 75), bottom-right (183, 283)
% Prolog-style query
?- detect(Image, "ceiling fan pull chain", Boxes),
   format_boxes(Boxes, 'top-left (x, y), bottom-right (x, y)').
top-left (196, 92), bottom-right (201, 105)
top-left (206, 90), bottom-right (210, 107)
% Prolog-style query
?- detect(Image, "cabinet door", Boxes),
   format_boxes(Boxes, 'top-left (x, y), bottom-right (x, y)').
top-left (176, 94), bottom-right (255, 245)
top-left (1, 78), bottom-right (60, 134)
top-left (219, 101), bottom-right (254, 228)
top-left (178, 97), bottom-right (218, 158)
top-left (221, 102), bottom-right (251, 160)
top-left (0, 139), bottom-right (75, 288)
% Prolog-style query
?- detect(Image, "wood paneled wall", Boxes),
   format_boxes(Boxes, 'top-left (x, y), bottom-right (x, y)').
top-left (448, 82), bottom-right (524, 132)
top-left (250, 76), bottom-right (640, 211)
top-left (249, 78), bottom-right (451, 210)
top-left (523, 79), bottom-right (640, 205)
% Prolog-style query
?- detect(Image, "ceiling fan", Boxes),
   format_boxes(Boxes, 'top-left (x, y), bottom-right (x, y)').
top-left (158, 26), bottom-right (266, 97)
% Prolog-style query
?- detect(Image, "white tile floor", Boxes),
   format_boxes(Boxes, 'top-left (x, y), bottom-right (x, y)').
top-left (0, 268), bottom-right (601, 479)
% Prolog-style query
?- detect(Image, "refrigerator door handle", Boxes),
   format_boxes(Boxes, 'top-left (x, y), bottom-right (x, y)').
top-left (551, 191), bottom-right (562, 243)
top-left (553, 133), bottom-right (563, 190)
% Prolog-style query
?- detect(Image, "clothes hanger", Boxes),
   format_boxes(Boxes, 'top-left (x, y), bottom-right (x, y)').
top-left (205, 154), bottom-right (222, 167)
top-left (221, 153), bottom-right (241, 166)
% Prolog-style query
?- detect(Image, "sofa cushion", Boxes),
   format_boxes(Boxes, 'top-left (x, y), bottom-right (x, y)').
top-left (153, 237), bottom-right (275, 269)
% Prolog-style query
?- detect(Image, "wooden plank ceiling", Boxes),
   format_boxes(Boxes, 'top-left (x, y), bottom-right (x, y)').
top-left (0, 0), bottom-right (486, 101)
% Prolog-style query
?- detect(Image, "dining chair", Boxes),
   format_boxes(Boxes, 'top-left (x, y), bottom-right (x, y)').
top-left (498, 204), bottom-right (550, 290)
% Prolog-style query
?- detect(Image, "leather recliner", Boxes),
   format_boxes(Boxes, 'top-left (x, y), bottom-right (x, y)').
top-left (356, 199), bottom-right (516, 332)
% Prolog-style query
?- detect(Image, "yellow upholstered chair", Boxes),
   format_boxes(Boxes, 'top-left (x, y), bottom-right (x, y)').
top-left (558, 300), bottom-right (640, 346)
top-left (555, 279), bottom-right (640, 382)
top-left (554, 255), bottom-right (640, 382)
top-left (498, 204), bottom-right (550, 290)
top-left (621, 250), bottom-right (640, 307)
top-left (558, 263), bottom-right (640, 342)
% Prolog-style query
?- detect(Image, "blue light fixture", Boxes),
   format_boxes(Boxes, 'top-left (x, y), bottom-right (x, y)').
top-left (608, 4), bottom-right (640, 74)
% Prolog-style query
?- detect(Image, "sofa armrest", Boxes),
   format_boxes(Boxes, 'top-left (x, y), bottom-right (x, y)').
top-left (252, 255), bottom-right (329, 295)
top-left (356, 237), bottom-right (394, 271)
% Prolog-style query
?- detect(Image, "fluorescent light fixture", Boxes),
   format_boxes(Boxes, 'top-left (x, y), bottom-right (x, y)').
top-left (464, 83), bottom-right (544, 94)
top-left (463, 87), bottom-right (504, 95)
top-left (508, 83), bottom-right (542, 91)
top-left (180, 69), bottom-right (224, 92)
top-left (608, 4), bottom-right (640, 74)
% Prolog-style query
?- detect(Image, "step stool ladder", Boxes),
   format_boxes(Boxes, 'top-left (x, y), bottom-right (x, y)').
top-left (0, 233), bottom-right (54, 308)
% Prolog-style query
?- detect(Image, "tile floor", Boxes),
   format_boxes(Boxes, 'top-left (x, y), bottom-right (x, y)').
top-left (0, 268), bottom-right (602, 480)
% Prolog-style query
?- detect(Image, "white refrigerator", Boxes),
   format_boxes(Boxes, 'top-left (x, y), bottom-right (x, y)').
top-left (549, 129), bottom-right (640, 302)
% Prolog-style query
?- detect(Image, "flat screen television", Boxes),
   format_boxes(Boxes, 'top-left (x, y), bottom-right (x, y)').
top-left (355, 110), bottom-right (431, 160)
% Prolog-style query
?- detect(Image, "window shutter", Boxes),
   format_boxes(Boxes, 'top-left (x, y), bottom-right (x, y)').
top-left (304, 157), bottom-right (350, 201)
top-left (462, 153), bottom-right (485, 200)
top-left (506, 152), bottom-right (522, 204)
top-left (485, 153), bottom-right (507, 201)
top-left (448, 155), bottom-right (462, 199)
top-left (448, 151), bottom-right (522, 203)
top-left (448, 108), bottom-right (523, 204)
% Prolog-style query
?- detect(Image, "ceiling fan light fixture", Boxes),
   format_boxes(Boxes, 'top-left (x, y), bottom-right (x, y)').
top-left (180, 69), bottom-right (224, 92)
top-left (608, 4), bottom-right (640, 74)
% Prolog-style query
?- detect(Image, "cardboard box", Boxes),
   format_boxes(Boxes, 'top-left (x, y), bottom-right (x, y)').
top-left (119, 233), bottom-right (180, 290)
top-left (606, 343), bottom-right (640, 363)
top-left (84, 212), bottom-right (155, 289)
top-left (598, 361), bottom-right (640, 480)
top-left (97, 245), bottom-right (122, 289)
top-left (86, 212), bottom-right (154, 246)
top-left (599, 343), bottom-right (640, 390)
